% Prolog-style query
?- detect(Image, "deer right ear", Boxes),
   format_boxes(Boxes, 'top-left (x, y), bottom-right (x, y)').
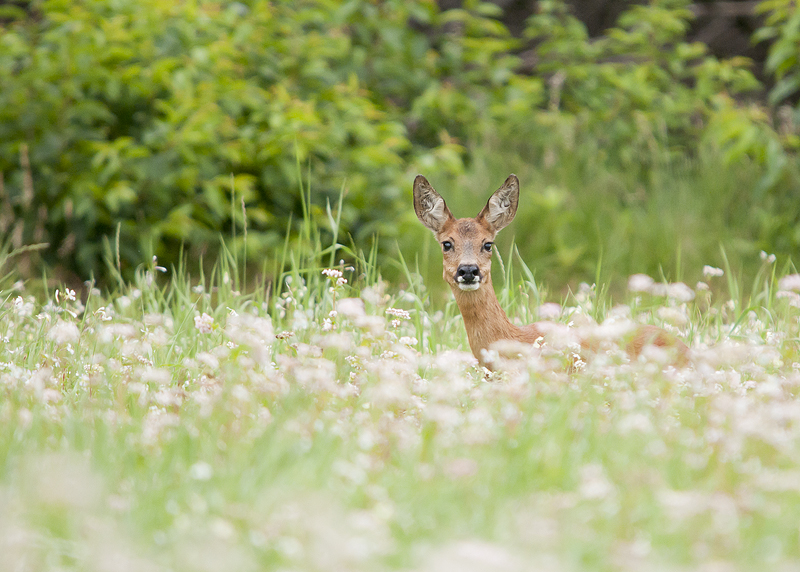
top-left (413, 175), bottom-right (453, 233)
top-left (477, 174), bottom-right (519, 232)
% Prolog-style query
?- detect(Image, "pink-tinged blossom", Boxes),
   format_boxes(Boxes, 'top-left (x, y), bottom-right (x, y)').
top-left (778, 274), bottom-right (800, 292)
top-left (194, 313), bottom-right (215, 333)
top-left (537, 302), bottom-right (562, 320)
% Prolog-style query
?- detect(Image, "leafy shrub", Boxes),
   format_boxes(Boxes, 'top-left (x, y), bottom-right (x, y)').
top-left (0, 0), bottom-right (798, 289)
top-left (513, 1), bottom-right (761, 166)
top-left (0, 0), bottom-right (529, 281)
top-left (0, 1), bottom-right (411, 278)
top-left (756, 0), bottom-right (800, 113)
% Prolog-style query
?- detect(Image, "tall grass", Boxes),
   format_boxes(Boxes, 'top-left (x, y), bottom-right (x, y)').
top-left (408, 137), bottom-right (793, 300)
top-left (2, 184), bottom-right (800, 571)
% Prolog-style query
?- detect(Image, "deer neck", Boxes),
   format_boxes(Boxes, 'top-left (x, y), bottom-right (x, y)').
top-left (451, 275), bottom-right (523, 360)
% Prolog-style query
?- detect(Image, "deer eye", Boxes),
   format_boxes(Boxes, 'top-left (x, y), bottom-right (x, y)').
top-left (483, 242), bottom-right (493, 252)
top-left (442, 241), bottom-right (453, 252)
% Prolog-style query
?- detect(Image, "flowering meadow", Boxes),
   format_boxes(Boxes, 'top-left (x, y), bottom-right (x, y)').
top-left (3, 249), bottom-right (800, 572)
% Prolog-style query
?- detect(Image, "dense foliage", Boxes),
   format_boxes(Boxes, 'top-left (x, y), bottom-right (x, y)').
top-left (0, 0), bottom-right (799, 286)
top-left (757, 0), bottom-right (800, 110)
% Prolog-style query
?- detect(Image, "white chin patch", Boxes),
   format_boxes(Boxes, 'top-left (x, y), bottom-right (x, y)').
top-left (457, 282), bottom-right (481, 291)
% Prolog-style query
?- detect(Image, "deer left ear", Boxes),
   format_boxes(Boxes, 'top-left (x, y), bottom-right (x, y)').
top-left (478, 174), bottom-right (519, 232)
top-left (413, 175), bottom-right (453, 234)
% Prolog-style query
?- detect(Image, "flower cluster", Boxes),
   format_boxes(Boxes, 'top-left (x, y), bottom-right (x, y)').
top-left (322, 267), bottom-right (348, 287)
top-left (3, 261), bottom-right (800, 570)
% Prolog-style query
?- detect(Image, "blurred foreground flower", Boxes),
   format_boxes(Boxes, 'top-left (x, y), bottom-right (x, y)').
top-left (628, 274), bottom-right (655, 293)
top-left (48, 320), bottom-right (80, 345)
top-left (778, 274), bottom-right (800, 292)
top-left (194, 313), bottom-right (215, 333)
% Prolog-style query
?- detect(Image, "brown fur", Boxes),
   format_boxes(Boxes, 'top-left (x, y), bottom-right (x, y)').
top-left (451, 270), bottom-right (544, 360)
top-left (413, 174), bottom-right (689, 368)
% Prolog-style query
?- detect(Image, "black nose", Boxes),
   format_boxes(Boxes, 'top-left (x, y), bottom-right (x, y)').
top-left (456, 264), bottom-right (480, 282)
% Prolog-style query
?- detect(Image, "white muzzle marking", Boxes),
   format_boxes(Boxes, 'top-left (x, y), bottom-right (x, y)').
top-left (457, 281), bottom-right (480, 291)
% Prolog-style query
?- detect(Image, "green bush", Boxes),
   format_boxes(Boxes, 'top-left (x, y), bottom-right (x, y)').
top-left (514, 1), bottom-right (764, 166)
top-left (0, 0), bottom-right (798, 289)
top-left (756, 0), bottom-right (800, 114)
top-left (0, 0), bottom-right (417, 277)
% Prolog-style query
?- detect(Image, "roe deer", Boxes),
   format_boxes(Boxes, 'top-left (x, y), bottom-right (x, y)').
top-left (413, 174), bottom-right (688, 367)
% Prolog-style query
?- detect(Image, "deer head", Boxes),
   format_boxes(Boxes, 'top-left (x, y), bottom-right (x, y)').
top-left (413, 174), bottom-right (519, 293)
top-left (412, 173), bottom-right (691, 368)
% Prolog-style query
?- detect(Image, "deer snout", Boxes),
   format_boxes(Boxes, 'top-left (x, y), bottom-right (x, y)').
top-left (455, 264), bottom-right (481, 291)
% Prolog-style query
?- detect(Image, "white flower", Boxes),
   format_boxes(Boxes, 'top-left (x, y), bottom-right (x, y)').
top-left (761, 250), bottom-right (777, 263)
top-left (702, 265), bottom-right (724, 278)
top-left (196, 352), bottom-right (220, 370)
top-left (13, 296), bottom-right (34, 317)
top-left (152, 255), bottom-right (167, 273)
top-left (138, 367), bottom-right (172, 385)
top-left (153, 389), bottom-right (181, 406)
top-left (292, 309), bottom-right (310, 330)
top-left (658, 306), bottom-right (689, 327)
top-left (386, 308), bottom-right (411, 320)
top-left (225, 313), bottom-right (274, 367)
top-left (322, 268), bottom-right (343, 279)
top-left (337, 298), bottom-right (366, 320)
top-left (628, 274), bottom-right (654, 293)
top-left (48, 320), bottom-right (80, 345)
top-left (94, 306), bottom-right (112, 321)
top-left (194, 313), bottom-right (215, 333)
top-left (189, 461), bottom-right (213, 481)
top-left (579, 464), bottom-right (615, 500)
top-left (778, 274), bottom-right (800, 292)
top-left (537, 303), bottom-right (562, 320)
top-left (776, 290), bottom-right (800, 308)
top-left (666, 282), bottom-right (695, 303)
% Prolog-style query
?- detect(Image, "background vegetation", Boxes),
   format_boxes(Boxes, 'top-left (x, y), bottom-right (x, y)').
top-left (5, 2), bottom-right (800, 568)
top-left (1, 0), bottom-right (800, 292)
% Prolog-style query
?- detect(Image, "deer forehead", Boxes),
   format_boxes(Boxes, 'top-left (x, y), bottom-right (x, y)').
top-left (439, 218), bottom-right (494, 243)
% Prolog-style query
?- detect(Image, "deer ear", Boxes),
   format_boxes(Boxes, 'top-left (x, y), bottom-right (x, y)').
top-left (413, 175), bottom-right (453, 233)
top-left (478, 174), bottom-right (519, 232)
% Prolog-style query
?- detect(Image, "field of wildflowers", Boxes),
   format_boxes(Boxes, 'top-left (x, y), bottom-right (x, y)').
top-left (3, 240), bottom-right (800, 571)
